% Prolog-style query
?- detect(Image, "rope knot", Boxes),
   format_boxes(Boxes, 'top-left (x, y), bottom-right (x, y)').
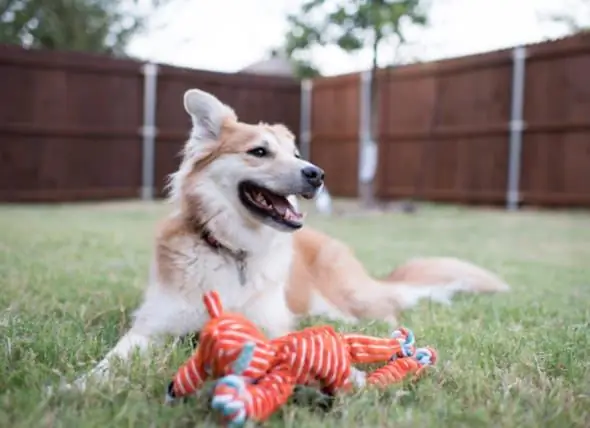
top-left (391, 327), bottom-right (415, 358)
top-left (415, 347), bottom-right (438, 366)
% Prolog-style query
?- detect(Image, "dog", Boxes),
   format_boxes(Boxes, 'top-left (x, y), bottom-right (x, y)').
top-left (65, 88), bottom-right (509, 391)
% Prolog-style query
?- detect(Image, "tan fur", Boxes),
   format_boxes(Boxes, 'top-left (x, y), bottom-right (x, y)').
top-left (60, 89), bottom-right (508, 392)
top-left (287, 227), bottom-right (509, 323)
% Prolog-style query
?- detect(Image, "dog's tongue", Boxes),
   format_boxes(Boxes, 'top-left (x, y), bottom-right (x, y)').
top-left (265, 193), bottom-right (302, 219)
top-left (265, 193), bottom-right (290, 215)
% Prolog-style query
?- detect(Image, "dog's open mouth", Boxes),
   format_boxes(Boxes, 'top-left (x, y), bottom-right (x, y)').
top-left (238, 181), bottom-right (306, 230)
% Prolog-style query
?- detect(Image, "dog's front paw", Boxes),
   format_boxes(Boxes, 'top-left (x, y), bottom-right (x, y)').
top-left (45, 368), bottom-right (107, 396)
top-left (45, 377), bottom-right (86, 397)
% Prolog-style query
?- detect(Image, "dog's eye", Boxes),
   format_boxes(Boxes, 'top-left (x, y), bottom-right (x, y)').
top-left (247, 147), bottom-right (268, 158)
top-left (294, 152), bottom-right (301, 159)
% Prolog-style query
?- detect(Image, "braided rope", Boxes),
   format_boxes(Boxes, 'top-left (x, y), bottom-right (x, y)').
top-left (167, 291), bottom-right (439, 426)
top-left (203, 291), bottom-right (223, 319)
top-left (366, 344), bottom-right (437, 388)
top-left (211, 343), bottom-right (256, 427)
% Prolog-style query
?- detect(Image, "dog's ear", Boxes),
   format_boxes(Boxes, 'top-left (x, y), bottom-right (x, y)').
top-left (183, 89), bottom-right (237, 140)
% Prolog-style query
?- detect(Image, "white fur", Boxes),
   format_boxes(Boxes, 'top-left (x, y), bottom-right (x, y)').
top-left (56, 89), bottom-right (506, 394)
top-left (308, 290), bottom-right (358, 323)
top-left (59, 89), bottom-right (310, 392)
top-left (392, 281), bottom-right (471, 308)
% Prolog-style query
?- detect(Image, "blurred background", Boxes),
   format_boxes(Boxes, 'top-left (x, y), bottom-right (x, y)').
top-left (0, 0), bottom-right (589, 212)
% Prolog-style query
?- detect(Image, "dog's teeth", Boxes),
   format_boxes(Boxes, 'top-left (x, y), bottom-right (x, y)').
top-left (255, 193), bottom-right (266, 205)
top-left (284, 209), bottom-right (303, 222)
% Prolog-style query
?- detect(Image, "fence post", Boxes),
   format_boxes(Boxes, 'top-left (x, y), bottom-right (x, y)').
top-left (299, 79), bottom-right (312, 161)
top-left (140, 62), bottom-right (159, 201)
top-left (506, 46), bottom-right (527, 211)
top-left (358, 70), bottom-right (377, 194)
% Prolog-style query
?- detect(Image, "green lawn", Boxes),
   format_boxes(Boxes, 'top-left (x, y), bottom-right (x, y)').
top-left (1, 200), bottom-right (589, 427)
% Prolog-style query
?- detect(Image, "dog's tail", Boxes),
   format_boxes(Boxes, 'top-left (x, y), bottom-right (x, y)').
top-left (345, 257), bottom-right (510, 322)
top-left (380, 256), bottom-right (510, 309)
top-left (292, 228), bottom-right (509, 324)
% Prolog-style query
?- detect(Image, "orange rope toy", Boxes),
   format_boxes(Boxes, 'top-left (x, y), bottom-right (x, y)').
top-left (165, 291), bottom-right (438, 427)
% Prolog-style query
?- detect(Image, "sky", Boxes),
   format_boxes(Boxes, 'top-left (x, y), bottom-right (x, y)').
top-left (126, 0), bottom-right (588, 76)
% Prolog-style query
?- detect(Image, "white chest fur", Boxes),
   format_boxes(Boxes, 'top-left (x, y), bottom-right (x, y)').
top-left (132, 231), bottom-right (296, 339)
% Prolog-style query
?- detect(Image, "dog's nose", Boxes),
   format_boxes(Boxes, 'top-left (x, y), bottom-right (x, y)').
top-left (301, 165), bottom-right (325, 188)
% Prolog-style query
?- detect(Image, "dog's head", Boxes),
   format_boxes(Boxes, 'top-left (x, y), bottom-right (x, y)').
top-left (169, 89), bottom-right (324, 236)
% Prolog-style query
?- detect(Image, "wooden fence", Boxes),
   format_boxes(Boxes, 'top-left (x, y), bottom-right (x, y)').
top-left (0, 45), bottom-right (301, 202)
top-left (309, 33), bottom-right (590, 207)
top-left (2, 34), bottom-right (589, 207)
top-left (309, 72), bottom-right (361, 197)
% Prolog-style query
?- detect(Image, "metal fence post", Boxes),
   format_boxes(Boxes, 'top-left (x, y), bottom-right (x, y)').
top-left (506, 46), bottom-right (527, 211)
top-left (358, 70), bottom-right (377, 187)
top-left (299, 79), bottom-right (312, 161)
top-left (140, 62), bottom-right (159, 201)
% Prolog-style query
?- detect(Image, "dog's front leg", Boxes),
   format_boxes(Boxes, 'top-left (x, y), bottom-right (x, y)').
top-left (63, 327), bottom-right (163, 392)
top-left (60, 288), bottom-right (204, 393)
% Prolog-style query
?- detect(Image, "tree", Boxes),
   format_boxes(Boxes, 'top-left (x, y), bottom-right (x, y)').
top-left (283, 0), bottom-right (429, 208)
top-left (266, 46), bottom-right (322, 79)
top-left (291, 58), bottom-right (322, 79)
top-left (0, 0), bottom-right (169, 56)
top-left (538, 0), bottom-right (590, 35)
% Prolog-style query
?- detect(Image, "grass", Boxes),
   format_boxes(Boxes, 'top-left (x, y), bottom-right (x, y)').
top-left (1, 199), bottom-right (589, 427)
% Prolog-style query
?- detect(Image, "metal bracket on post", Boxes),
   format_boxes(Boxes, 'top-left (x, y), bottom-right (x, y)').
top-left (140, 62), bottom-right (159, 201)
top-left (358, 70), bottom-right (377, 185)
top-left (506, 46), bottom-right (527, 211)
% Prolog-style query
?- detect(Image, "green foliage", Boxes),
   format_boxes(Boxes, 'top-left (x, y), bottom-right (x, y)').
top-left (549, 14), bottom-right (590, 34)
top-left (291, 58), bottom-right (322, 79)
top-left (265, 45), bottom-right (322, 79)
top-left (0, 0), bottom-right (169, 55)
top-left (542, 0), bottom-right (590, 35)
top-left (532, 0), bottom-right (589, 38)
top-left (283, 0), bottom-right (429, 75)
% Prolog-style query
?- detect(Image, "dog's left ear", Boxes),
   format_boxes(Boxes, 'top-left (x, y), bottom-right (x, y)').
top-left (183, 89), bottom-right (237, 140)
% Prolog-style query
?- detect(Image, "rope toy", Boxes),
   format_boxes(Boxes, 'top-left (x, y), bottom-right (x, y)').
top-left (166, 291), bottom-right (438, 426)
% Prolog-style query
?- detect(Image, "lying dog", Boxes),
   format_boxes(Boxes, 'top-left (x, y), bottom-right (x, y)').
top-left (65, 88), bottom-right (509, 391)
